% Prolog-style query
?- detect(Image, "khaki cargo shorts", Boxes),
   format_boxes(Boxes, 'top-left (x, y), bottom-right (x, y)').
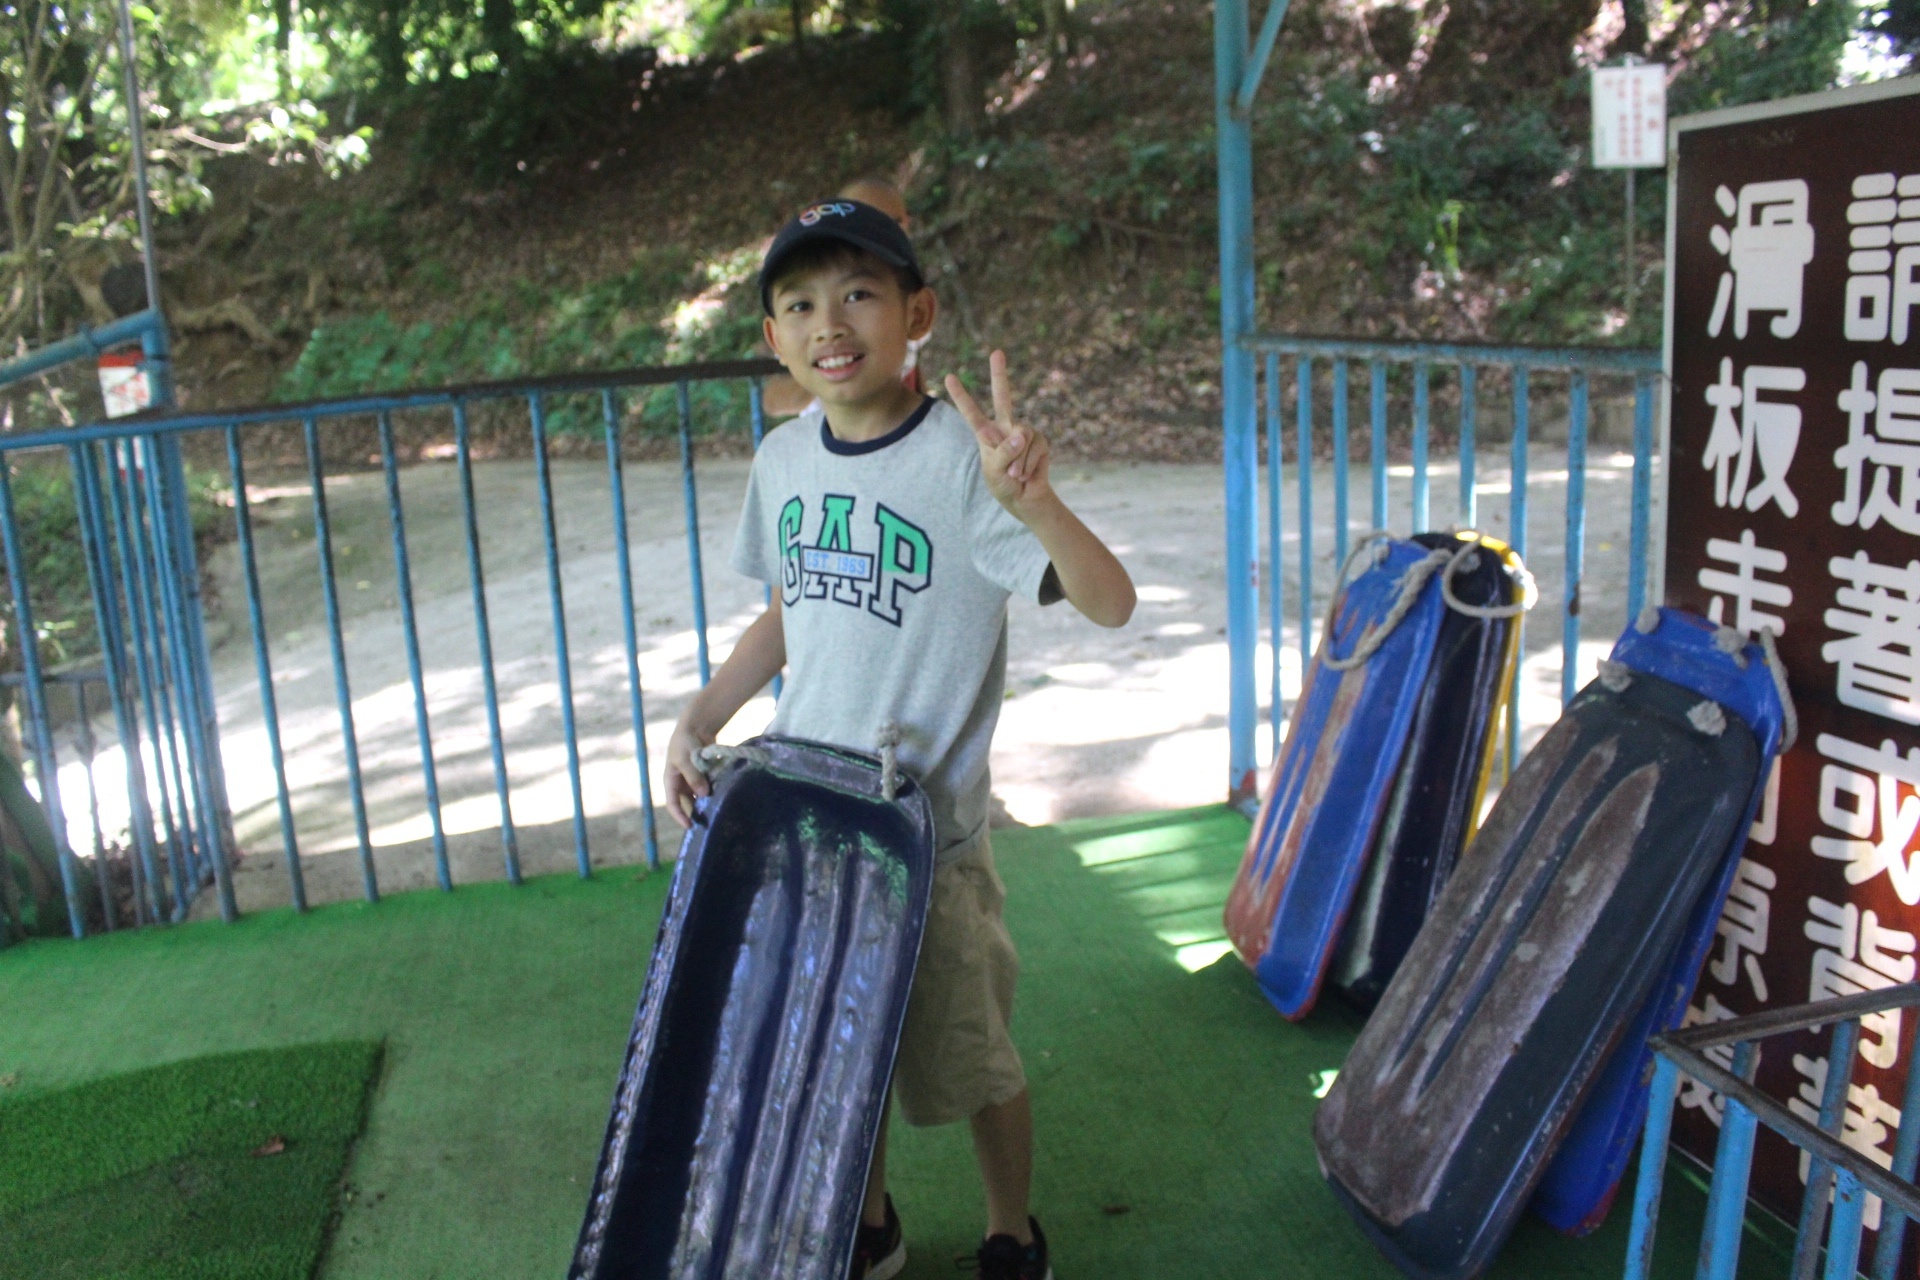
top-left (892, 833), bottom-right (1028, 1128)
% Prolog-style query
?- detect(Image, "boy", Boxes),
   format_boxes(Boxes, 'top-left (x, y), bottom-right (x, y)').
top-left (664, 199), bottom-right (1135, 1280)
top-left (761, 175), bottom-right (925, 417)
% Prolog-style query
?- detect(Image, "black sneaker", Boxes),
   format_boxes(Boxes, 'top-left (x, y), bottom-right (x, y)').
top-left (971, 1216), bottom-right (1052, 1280)
top-left (848, 1195), bottom-right (905, 1280)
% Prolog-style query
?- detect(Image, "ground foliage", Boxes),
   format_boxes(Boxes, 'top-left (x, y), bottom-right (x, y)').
top-left (0, 1041), bottom-right (381, 1279)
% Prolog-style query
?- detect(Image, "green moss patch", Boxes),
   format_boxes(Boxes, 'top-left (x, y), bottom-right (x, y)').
top-left (0, 1041), bottom-right (381, 1280)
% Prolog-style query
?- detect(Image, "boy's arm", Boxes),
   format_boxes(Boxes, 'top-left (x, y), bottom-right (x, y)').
top-left (664, 599), bottom-right (786, 825)
top-left (947, 352), bottom-right (1136, 629)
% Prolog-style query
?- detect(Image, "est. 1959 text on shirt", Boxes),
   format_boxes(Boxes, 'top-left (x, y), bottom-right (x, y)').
top-left (730, 397), bottom-right (1052, 862)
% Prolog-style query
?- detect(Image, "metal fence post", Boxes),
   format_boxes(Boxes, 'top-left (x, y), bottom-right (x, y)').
top-left (1215, 0), bottom-right (1259, 805)
top-left (1265, 354), bottom-right (1284, 758)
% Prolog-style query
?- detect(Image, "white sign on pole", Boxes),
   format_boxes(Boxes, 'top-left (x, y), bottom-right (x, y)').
top-left (1591, 63), bottom-right (1668, 169)
top-left (97, 350), bottom-right (152, 418)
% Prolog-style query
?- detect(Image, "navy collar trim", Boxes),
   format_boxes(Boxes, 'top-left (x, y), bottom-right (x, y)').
top-left (820, 396), bottom-right (934, 456)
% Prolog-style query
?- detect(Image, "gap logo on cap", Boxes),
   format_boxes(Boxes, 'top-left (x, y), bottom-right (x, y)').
top-left (799, 201), bottom-right (858, 225)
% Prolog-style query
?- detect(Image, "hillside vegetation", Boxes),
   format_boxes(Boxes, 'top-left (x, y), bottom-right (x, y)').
top-left (7, 0), bottom-right (1907, 463)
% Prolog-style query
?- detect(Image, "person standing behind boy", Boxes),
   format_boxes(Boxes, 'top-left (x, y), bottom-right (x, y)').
top-left (664, 200), bottom-right (1135, 1280)
top-left (760, 176), bottom-right (925, 416)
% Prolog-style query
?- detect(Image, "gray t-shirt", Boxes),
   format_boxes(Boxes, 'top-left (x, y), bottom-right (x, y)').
top-left (731, 397), bottom-right (1051, 861)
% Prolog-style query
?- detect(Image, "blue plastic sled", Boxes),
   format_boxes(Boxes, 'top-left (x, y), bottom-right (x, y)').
top-left (1529, 610), bottom-right (1787, 1234)
top-left (1313, 609), bottom-right (1785, 1280)
top-left (1224, 536), bottom-right (1452, 1020)
top-left (569, 736), bottom-right (935, 1280)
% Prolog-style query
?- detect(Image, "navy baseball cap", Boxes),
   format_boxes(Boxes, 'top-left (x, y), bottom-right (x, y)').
top-left (759, 199), bottom-right (925, 314)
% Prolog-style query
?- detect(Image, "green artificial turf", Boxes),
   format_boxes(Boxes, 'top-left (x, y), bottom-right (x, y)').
top-left (0, 810), bottom-right (1795, 1279)
top-left (0, 1041), bottom-right (381, 1280)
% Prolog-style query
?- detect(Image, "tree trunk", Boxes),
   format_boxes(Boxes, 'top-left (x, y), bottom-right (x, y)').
top-left (940, 11), bottom-right (982, 138)
top-left (790, 0), bottom-right (807, 48)
top-left (482, 0), bottom-right (523, 67)
top-left (1043, 0), bottom-right (1073, 55)
top-left (1615, 0), bottom-right (1649, 57)
top-left (275, 0), bottom-right (293, 99)
top-left (376, 0), bottom-right (408, 93)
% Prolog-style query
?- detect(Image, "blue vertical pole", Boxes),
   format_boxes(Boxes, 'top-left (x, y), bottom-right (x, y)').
top-left (677, 383), bottom-right (713, 689)
top-left (0, 460), bottom-right (85, 937)
top-left (1216, 0), bottom-right (1259, 804)
top-left (1794, 1018), bottom-right (1860, 1280)
top-left (1869, 1033), bottom-right (1920, 1280)
top-left (1412, 362), bottom-right (1430, 532)
top-left (530, 395), bottom-right (591, 877)
top-left (141, 439), bottom-right (235, 921)
top-left (1697, 1040), bottom-right (1761, 1280)
top-left (73, 445), bottom-right (160, 917)
top-left (154, 436), bottom-right (230, 847)
top-left (1332, 360), bottom-right (1349, 572)
top-left (74, 683), bottom-right (110, 928)
top-left (1563, 372), bottom-right (1588, 707)
top-left (224, 427), bottom-right (305, 912)
top-left (70, 443), bottom-right (161, 915)
top-left (1459, 365), bottom-right (1478, 529)
top-left (1823, 1171), bottom-right (1867, 1280)
top-left (604, 390), bottom-right (660, 872)
top-left (1628, 371), bottom-right (1655, 621)
top-left (1509, 366), bottom-right (1530, 772)
top-left (1297, 357), bottom-right (1314, 666)
top-left (377, 413), bottom-right (451, 891)
top-left (1625, 1054), bottom-right (1681, 1280)
top-left (452, 403), bottom-right (520, 885)
top-left (1265, 354), bottom-right (1284, 757)
top-left (1370, 362), bottom-right (1388, 532)
top-left (304, 418), bottom-right (377, 902)
top-left (108, 441), bottom-right (187, 916)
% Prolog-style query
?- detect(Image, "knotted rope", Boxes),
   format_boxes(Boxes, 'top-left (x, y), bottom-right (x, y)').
top-left (1319, 532), bottom-right (1534, 672)
top-left (695, 721), bottom-right (906, 801)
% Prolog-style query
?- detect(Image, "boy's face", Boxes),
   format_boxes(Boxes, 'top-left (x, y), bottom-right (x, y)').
top-left (764, 255), bottom-right (935, 410)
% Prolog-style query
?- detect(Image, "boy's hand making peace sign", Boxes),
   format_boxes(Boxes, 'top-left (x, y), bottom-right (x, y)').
top-left (947, 350), bottom-right (1052, 518)
top-left (945, 349), bottom-right (1137, 629)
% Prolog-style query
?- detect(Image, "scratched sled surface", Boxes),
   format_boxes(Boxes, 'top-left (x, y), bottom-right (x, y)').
top-left (1314, 611), bottom-right (1774, 1280)
top-left (569, 737), bottom-right (935, 1280)
top-left (1223, 537), bottom-right (1449, 1021)
top-left (1329, 535), bottom-right (1520, 1012)
top-left (1530, 611), bottom-right (1786, 1234)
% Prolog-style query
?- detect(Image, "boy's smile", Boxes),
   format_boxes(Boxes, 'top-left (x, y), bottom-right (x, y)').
top-left (764, 258), bottom-right (935, 442)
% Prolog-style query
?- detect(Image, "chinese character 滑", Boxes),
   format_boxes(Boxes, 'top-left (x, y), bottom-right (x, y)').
top-left (1843, 173), bottom-right (1920, 345)
top-left (1824, 550), bottom-right (1920, 724)
top-left (1812, 732), bottom-right (1920, 904)
top-left (1832, 361), bottom-right (1920, 532)
top-left (1710, 858), bottom-right (1775, 1001)
top-left (1789, 1052), bottom-right (1903, 1228)
top-left (1700, 530), bottom-right (1793, 635)
top-left (1709, 180), bottom-right (1815, 340)
top-left (1805, 894), bottom-right (1916, 1068)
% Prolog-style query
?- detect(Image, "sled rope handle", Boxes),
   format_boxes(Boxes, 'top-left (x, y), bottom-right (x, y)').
top-left (696, 722), bottom-right (906, 801)
top-left (695, 742), bottom-right (771, 774)
top-left (1320, 533), bottom-right (1533, 672)
top-left (1759, 627), bottom-right (1798, 753)
top-left (1629, 608), bottom-right (1798, 753)
top-left (1440, 541), bottom-right (1536, 620)
top-left (877, 721), bottom-right (902, 802)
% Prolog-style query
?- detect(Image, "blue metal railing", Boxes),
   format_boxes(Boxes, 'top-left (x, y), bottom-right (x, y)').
top-left (1628, 986), bottom-right (1920, 1280)
top-left (1235, 333), bottom-right (1661, 784)
top-left (0, 356), bottom-right (781, 938)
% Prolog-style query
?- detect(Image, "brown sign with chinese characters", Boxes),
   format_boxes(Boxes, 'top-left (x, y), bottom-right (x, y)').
top-left (1663, 79), bottom-right (1920, 1250)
